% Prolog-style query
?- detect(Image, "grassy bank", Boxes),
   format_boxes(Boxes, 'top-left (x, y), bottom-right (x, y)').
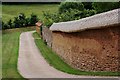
top-left (2, 4), bottom-right (59, 22)
top-left (33, 32), bottom-right (120, 76)
top-left (2, 27), bottom-right (35, 79)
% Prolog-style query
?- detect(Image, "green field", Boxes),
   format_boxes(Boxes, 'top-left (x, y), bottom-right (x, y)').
top-left (0, 31), bottom-right (1, 79)
top-left (2, 3), bottom-right (120, 78)
top-left (2, 4), bottom-right (59, 78)
top-left (2, 27), bottom-right (35, 79)
top-left (2, 4), bottom-right (59, 22)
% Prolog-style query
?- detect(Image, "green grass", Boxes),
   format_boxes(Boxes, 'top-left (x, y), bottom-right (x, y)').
top-left (33, 32), bottom-right (120, 76)
top-left (1, 3), bottom-right (58, 79)
top-left (2, 4), bottom-right (59, 22)
top-left (2, 27), bottom-right (35, 79)
top-left (0, 31), bottom-right (2, 79)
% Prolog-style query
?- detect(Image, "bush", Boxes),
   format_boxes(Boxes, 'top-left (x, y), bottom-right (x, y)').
top-left (18, 13), bottom-right (26, 27)
top-left (29, 13), bottom-right (39, 26)
top-left (3, 23), bottom-right (9, 30)
top-left (42, 2), bottom-right (120, 27)
top-left (13, 17), bottom-right (20, 28)
top-left (0, 21), bottom-right (2, 30)
top-left (19, 13), bottom-right (26, 20)
top-left (2, 21), bottom-right (10, 30)
top-left (7, 19), bottom-right (13, 29)
top-left (43, 11), bottom-right (54, 27)
top-left (59, 9), bottom-right (83, 21)
top-left (43, 9), bottom-right (97, 27)
top-left (82, 2), bottom-right (93, 10)
top-left (92, 2), bottom-right (120, 13)
top-left (2, 13), bottom-right (39, 30)
top-left (2, 21), bottom-right (4, 29)
top-left (59, 2), bottom-right (84, 13)
top-left (13, 13), bottom-right (26, 28)
top-left (43, 18), bottom-right (53, 27)
top-left (2, 21), bottom-right (5, 30)
top-left (81, 9), bottom-right (96, 18)
top-left (25, 17), bottom-right (30, 26)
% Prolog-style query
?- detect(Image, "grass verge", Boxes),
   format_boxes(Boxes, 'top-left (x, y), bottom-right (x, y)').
top-left (2, 27), bottom-right (35, 79)
top-left (33, 32), bottom-right (120, 76)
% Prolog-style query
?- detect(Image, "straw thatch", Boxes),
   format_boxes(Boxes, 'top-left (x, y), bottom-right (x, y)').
top-left (50, 8), bottom-right (120, 33)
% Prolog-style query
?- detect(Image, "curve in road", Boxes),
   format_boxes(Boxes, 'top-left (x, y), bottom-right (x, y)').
top-left (18, 31), bottom-right (119, 79)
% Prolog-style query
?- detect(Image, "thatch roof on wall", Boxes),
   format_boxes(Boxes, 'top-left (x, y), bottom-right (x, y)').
top-left (50, 8), bottom-right (120, 33)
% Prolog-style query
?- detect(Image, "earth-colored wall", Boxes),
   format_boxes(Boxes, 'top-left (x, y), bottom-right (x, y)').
top-left (36, 26), bottom-right (40, 35)
top-left (52, 25), bottom-right (120, 71)
top-left (42, 27), bottom-right (52, 47)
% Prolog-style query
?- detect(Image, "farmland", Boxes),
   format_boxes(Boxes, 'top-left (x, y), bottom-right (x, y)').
top-left (2, 3), bottom-right (59, 78)
top-left (2, 3), bottom-right (120, 78)
top-left (2, 4), bottom-right (59, 22)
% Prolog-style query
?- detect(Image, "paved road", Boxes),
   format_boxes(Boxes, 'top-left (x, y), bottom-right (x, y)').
top-left (18, 31), bottom-right (119, 79)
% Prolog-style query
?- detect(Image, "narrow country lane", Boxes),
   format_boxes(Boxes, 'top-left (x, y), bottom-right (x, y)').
top-left (18, 31), bottom-right (119, 79)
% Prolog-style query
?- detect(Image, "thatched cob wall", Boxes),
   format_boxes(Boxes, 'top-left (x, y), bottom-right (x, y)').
top-left (50, 9), bottom-right (120, 71)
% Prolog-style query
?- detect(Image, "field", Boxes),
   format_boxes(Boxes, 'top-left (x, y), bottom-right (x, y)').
top-left (2, 27), bottom-right (35, 79)
top-left (2, 3), bottom-right (120, 78)
top-left (2, 3), bottom-right (59, 78)
top-left (2, 4), bottom-right (59, 22)
top-left (0, 31), bottom-right (1, 79)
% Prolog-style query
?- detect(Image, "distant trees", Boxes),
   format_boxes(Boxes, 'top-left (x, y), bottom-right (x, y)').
top-left (92, 2), bottom-right (120, 13)
top-left (59, 2), bottom-right (84, 13)
top-left (2, 2), bottom-right (120, 29)
top-left (2, 13), bottom-right (39, 30)
top-left (29, 13), bottom-right (38, 26)
top-left (7, 19), bottom-right (12, 28)
top-left (43, 1), bottom-right (120, 27)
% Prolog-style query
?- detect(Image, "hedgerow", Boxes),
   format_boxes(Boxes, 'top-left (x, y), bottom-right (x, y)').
top-left (43, 1), bottom-right (120, 27)
top-left (2, 13), bottom-right (39, 30)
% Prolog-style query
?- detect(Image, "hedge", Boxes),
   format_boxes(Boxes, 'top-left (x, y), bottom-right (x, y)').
top-left (43, 2), bottom-right (120, 27)
top-left (2, 13), bottom-right (39, 30)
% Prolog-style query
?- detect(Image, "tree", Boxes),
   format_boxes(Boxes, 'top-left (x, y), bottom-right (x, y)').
top-left (18, 13), bottom-right (26, 27)
top-left (7, 19), bottom-right (12, 28)
top-left (92, 2), bottom-right (120, 13)
top-left (59, 2), bottom-right (84, 13)
top-left (13, 17), bottom-right (20, 28)
top-left (2, 21), bottom-right (4, 30)
top-left (29, 13), bottom-right (38, 26)
top-left (82, 2), bottom-right (93, 10)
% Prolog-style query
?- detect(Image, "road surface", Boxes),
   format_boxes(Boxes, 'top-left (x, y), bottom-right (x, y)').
top-left (18, 31), bottom-right (119, 79)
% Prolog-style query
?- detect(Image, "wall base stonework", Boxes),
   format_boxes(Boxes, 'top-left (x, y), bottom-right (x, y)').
top-left (42, 26), bottom-right (52, 47)
top-left (52, 26), bottom-right (120, 71)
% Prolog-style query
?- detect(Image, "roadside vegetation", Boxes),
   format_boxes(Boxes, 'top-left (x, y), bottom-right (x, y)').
top-left (2, 3), bottom-right (59, 78)
top-left (2, 2), bottom-right (120, 29)
top-left (2, 27), bottom-right (35, 79)
top-left (2, 4), bottom-right (59, 30)
top-left (2, 4), bottom-right (59, 22)
top-left (33, 32), bottom-right (120, 76)
top-left (2, 2), bottom-right (120, 78)
top-left (2, 13), bottom-right (38, 30)
top-left (43, 2), bottom-right (120, 27)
